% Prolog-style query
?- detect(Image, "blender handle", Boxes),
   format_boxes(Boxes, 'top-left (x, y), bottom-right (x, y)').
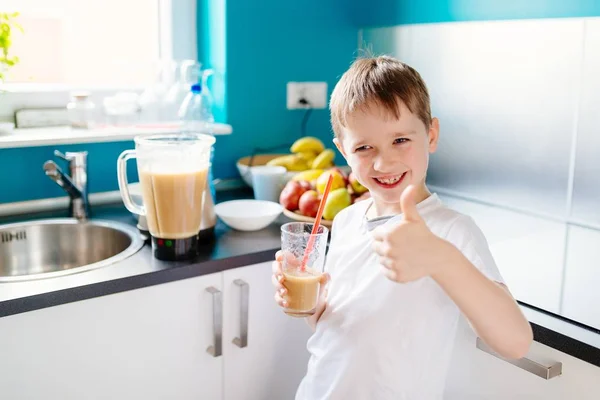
top-left (117, 149), bottom-right (146, 217)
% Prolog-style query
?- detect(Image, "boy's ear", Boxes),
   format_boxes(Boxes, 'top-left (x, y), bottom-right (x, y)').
top-left (333, 137), bottom-right (348, 159)
top-left (428, 118), bottom-right (440, 153)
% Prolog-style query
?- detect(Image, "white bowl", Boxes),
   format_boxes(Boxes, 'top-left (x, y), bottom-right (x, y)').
top-left (215, 199), bottom-right (283, 231)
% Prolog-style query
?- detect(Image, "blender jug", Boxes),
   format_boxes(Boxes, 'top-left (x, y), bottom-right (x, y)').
top-left (117, 133), bottom-right (216, 261)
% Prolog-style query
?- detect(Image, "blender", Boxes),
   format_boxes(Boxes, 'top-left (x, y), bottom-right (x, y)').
top-left (117, 132), bottom-right (216, 261)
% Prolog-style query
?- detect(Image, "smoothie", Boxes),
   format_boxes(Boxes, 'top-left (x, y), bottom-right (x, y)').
top-left (283, 267), bottom-right (322, 317)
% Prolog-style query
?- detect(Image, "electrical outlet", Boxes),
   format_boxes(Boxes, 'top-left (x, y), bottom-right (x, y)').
top-left (286, 82), bottom-right (328, 109)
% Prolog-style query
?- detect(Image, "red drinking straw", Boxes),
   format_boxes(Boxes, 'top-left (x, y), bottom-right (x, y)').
top-left (300, 174), bottom-right (333, 271)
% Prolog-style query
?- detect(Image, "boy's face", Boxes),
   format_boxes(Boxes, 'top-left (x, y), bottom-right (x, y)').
top-left (334, 101), bottom-right (439, 214)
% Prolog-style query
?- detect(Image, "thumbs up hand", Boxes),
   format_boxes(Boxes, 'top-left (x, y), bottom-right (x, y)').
top-left (371, 185), bottom-right (449, 283)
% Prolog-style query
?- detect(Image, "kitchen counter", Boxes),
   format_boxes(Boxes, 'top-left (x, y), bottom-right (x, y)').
top-left (0, 187), bottom-right (283, 313)
top-left (0, 186), bottom-right (599, 368)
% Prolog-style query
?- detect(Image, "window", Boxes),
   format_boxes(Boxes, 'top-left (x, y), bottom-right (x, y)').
top-left (2, 0), bottom-right (159, 86)
top-left (1, 0), bottom-right (195, 88)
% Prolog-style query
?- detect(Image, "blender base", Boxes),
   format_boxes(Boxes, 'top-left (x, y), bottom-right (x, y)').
top-left (151, 235), bottom-right (198, 261)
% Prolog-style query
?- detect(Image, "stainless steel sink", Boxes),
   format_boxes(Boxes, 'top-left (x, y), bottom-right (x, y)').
top-left (0, 219), bottom-right (144, 282)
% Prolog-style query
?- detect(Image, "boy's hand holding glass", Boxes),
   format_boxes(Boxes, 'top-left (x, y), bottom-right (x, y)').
top-left (272, 248), bottom-right (330, 327)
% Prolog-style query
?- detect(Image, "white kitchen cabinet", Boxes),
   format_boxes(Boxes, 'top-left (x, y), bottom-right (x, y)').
top-left (0, 272), bottom-right (224, 400)
top-left (223, 262), bottom-right (312, 400)
top-left (0, 261), bottom-right (312, 400)
top-left (444, 317), bottom-right (600, 399)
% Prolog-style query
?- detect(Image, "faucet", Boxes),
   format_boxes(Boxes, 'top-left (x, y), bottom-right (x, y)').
top-left (43, 150), bottom-right (90, 221)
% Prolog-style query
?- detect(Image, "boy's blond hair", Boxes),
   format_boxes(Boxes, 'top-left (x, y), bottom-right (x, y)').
top-left (330, 55), bottom-right (432, 136)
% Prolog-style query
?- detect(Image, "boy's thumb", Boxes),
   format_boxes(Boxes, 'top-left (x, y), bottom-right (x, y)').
top-left (400, 185), bottom-right (422, 222)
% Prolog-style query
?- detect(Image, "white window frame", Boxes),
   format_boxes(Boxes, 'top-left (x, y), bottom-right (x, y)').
top-left (0, 0), bottom-right (197, 120)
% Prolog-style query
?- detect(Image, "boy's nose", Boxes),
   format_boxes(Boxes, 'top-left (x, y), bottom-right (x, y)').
top-left (373, 156), bottom-right (386, 172)
top-left (373, 152), bottom-right (400, 172)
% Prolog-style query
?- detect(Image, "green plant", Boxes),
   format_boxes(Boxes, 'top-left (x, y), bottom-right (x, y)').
top-left (0, 12), bottom-right (23, 82)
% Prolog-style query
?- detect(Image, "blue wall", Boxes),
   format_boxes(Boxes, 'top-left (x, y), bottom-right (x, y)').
top-left (0, 142), bottom-right (139, 204)
top-left (351, 0), bottom-right (600, 27)
top-left (199, 0), bottom-right (358, 179)
top-left (4, 0), bottom-right (600, 205)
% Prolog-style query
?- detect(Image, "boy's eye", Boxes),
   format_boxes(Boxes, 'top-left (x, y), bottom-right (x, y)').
top-left (355, 145), bottom-right (372, 152)
top-left (394, 138), bottom-right (409, 144)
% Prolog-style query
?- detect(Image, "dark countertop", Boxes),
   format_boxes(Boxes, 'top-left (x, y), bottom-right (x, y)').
top-left (0, 186), bottom-right (598, 368)
top-left (0, 187), bottom-right (284, 314)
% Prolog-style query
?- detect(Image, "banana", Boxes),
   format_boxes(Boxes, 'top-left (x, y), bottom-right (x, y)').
top-left (291, 169), bottom-right (324, 182)
top-left (266, 154), bottom-right (309, 171)
top-left (290, 137), bottom-right (325, 154)
top-left (296, 151), bottom-right (318, 164)
top-left (311, 149), bottom-right (335, 169)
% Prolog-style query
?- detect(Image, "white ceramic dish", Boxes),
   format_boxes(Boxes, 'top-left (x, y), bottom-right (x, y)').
top-left (215, 199), bottom-right (283, 231)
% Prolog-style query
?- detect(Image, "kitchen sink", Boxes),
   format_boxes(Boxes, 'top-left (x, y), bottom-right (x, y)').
top-left (0, 219), bottom-right (144, 282)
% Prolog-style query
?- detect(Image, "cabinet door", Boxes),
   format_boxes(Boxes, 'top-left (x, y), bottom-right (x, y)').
top-left (223, 261), bottom-right (312, 400)
top-left (444, 318), bottom-right (600, 399)
top-left (0, 273), bottom-right (223, 400)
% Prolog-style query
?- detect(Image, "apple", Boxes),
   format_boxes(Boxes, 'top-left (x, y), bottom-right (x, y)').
top-left (330, 167), bottom-right (348, 184)
top-left (279, 181), bottom-right (308, 211)
top-left (348, 172), bottom-right (368, 195)
top-left (297, 180), bottom-right (313, 192)
top-left (298, 190), bottom-right (320, 218)
top-left (323, 188), bottom-right (351, 220)
top-left (316, 170), bottom-right (346, 194)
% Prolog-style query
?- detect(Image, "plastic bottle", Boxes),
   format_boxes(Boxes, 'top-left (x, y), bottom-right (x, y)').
top-left (178, 83), bottom-right (216, 201)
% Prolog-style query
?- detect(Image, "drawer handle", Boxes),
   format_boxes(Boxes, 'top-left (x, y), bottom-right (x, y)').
top-left (476, 337), bottom-right (562, 379)
top-left (232, 279), bottom-right (249, 348)
top-left (206, 286), bottom-right (223, 357)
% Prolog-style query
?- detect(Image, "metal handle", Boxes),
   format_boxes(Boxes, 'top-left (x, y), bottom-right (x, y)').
top-left (232, 279), bottom-right (249, 348)
top-left (206, 286), bottom-right (223, 357)
top-left (43, 161), bottom-right (81, 199)
top-left (476, 338), bottom-right (562, 379)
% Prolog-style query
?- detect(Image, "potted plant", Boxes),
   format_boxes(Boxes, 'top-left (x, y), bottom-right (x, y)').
top-left (0, 12), bottom-right (23, 83)
top-left (0, 12), bottom-right (22, 134)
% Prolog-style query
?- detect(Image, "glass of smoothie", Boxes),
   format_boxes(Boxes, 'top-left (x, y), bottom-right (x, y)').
top-left (280, 222), bottom-right (329, 317)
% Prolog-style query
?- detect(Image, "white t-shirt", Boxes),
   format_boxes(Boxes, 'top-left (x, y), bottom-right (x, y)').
top-left (295, 193), bottom-right (504, 400)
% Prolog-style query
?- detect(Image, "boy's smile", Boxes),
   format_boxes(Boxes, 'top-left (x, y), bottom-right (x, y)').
top-left (333, 101), bottom-right (440, 217)
top-left (372, 172), bottom-right (407, 187)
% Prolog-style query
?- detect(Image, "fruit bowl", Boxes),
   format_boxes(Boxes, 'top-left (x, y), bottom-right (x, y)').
top-left (278, 167), bottom-right (371, 228)
top-left (236, 154), bottom-right (351, 188)
top-left (237, 136), bottom-right (349, 188)
top-left (281, 208), bottom-right (333, 228)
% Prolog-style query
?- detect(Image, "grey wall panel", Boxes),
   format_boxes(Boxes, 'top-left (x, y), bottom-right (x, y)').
top-left (363, 19), bottom-right (584, 217)
top-left (571, 19), bottom-right (600, 227)
top-left (561, 225), bottom-right (600, 330)
top-left (440, 194), bottom-right (565, 314)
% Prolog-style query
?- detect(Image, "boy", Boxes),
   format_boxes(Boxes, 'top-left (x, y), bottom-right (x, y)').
top-left (272, 55), bottom-right (533, 399)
